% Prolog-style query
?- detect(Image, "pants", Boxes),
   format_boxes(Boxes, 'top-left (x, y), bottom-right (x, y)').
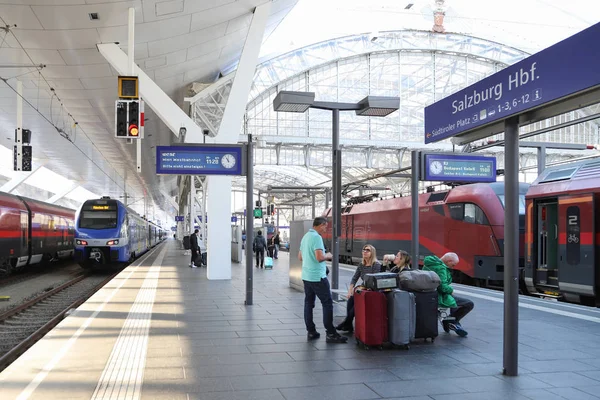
top-left (273, 245), bottom-right (279, 259)
top-left (255, 249), bottom-right (265, 267)
top-left (451, 295), bottom-right (474, 323)
top-left (303, 278), bottom-right (336, 335)
top-left (343, 294), bottom-right (355, 325)
top-left (191, 249), bottom-right (198, 265)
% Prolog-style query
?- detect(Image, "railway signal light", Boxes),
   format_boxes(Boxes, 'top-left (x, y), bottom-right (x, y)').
top-left (115, 99), bottom-right (141, 139)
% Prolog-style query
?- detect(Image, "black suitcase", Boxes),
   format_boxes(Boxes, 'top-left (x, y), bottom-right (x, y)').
top-left (412, 291), bottom-right (438, 342)
top-left (364, 272), bottom-right (399, 291)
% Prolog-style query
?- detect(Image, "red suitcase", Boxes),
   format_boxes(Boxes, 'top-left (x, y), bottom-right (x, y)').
top-left (354, 289), bottom-right (388, 349)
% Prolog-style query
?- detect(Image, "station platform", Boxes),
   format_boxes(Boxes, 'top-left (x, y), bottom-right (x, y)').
top-left (1, 239), bottom-right (599, 400)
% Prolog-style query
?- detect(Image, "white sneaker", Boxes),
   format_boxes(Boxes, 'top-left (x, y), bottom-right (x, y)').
top-left (189, 263), bottom-right (197, 268)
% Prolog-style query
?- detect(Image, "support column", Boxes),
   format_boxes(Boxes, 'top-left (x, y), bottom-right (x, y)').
top-left (503, 117), bottom-right (520, 376)
top-left (411, 150), bottom-right (420, 270)
top-left (311, 193), bottom-right (316, 219)
top-left (331, 108), bottom-right (341, 294)
top-left (206, 176), bottom-right (233, 280)
top-left (245, 135), bottom-right (254, 305)
top-left (204, 2), bottom-right (271, 280)
top-left (537, 145), bottom-right (546, 177)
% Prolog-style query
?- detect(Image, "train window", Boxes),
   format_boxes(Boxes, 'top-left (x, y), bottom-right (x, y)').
top-left (448, 203), bottom-right (464, 220)
top-left (464, 203), bottom-right (489, 225)
top-left (497, 195), bottom-right (526, 215)
top-left (427, 192), bottom-right (448, 203)
top-left (79, 210), bottom-right (118, 229)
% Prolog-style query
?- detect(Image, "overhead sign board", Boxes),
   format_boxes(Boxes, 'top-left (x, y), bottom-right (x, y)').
top-left (231, 216), bottom-right (237, 223)
top-left (424, 22), bottom-right (600, 144)
top-left (175, 216), bottom-right (184, 222)
top-left (156, 144), bottom-right (245, 176)
top-left (422, 153), bottom-right (496, 183)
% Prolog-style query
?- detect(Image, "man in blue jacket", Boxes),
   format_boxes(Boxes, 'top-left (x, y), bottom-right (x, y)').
top-left (423, 252), bottom-right (474, 337)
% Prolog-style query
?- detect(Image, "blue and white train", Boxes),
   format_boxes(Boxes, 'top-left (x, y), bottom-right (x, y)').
top-left (74, 196), bottom-right (165, 269)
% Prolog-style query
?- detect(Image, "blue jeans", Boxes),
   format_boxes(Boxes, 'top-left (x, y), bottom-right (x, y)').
top-left (303, 278), bottom-right (336, 335)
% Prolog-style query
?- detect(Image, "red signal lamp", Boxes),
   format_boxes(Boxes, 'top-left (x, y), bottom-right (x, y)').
top-left (129, 124), bottom-right (139, 136)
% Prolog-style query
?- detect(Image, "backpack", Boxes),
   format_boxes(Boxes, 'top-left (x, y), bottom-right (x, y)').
top-left (253, 236), bottom-right (265, 251)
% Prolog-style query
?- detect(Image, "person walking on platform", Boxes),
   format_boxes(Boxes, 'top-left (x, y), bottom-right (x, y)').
top-left (189, 229), bottom-right (200, 268)
top-left (299, 217), bottom-right (348, 344)
top-left (273, 231), bottom-right (281, 259)
top-left (423, 252), bottom-right (474, 337)
top-left (336, 244), bottom-right (381, 333)
top-left (253, 230), bottom-right (267, 268)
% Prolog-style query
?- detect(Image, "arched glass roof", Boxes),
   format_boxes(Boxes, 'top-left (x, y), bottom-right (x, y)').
top-left (190, 29), bottom-right (598, 202)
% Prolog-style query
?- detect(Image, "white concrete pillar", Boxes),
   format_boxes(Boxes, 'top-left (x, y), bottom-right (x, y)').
top-left (205, 2), bottom-right (271, 280)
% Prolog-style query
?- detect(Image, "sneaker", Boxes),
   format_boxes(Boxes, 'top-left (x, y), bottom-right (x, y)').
top-left (326, 332), bottom-right (348, 343)
top-left (307, 331), bottom-right (321, 341)
top-left (442, 320), bottom-right (450, 333)
top-left (449, 322), bottom-right (468, 337)
top-left (189, 263), bottom-right (197, 268)
top-left (336, 323), bottom-right (353, 332)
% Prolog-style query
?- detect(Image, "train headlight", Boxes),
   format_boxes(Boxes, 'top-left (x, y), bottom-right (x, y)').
top-left (76, 240), bottom-right (88, 246)
top-left (106, 240), bottom-right (119, 246)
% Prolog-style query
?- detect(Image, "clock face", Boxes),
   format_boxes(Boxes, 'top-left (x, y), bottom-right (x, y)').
top-left (430, 160), bottom-right (443, 175)
top-left (221, 154), bottom-right (236, 169)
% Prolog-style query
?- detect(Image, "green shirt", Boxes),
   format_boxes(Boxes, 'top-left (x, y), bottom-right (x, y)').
top-left (300, 228), bottom-right (326, 282)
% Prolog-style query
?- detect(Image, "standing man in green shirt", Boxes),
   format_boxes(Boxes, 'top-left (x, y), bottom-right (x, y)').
top-left (299, 217), bottom-right (348, 344)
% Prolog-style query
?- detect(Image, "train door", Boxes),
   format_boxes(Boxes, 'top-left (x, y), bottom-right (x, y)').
top-left (536, 202), bottom-right (559, 288)
top-left (20, 211), bottom-right (30, 266)
top-left (344, 215), bottom-right (354, 253)
top-left (558, 195), bottom-right (595, 298)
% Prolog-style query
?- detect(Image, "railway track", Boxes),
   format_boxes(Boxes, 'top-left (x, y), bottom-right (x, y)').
top-left (0, 271), bottom-right (118, 371)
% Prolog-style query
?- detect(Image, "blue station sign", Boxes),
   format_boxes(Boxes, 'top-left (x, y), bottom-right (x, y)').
top-left (422, 153), bottom-right (496, 183)
top-left (175, 215), bottom-right (184, 222)
top-left (424, 22), bottom-right (600, 144)
top-left (156, 145), bottom-right (245, 175)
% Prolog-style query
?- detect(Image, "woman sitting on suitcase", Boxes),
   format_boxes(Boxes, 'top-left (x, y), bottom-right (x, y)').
top-left (336, 244), bottom-right (382, 332)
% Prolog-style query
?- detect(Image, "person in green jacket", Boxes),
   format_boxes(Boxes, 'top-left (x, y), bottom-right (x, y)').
top-left (423, 252), bottom-right (474, 337)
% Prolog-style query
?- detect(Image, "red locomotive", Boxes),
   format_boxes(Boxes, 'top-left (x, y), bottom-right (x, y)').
top-left (323, 182), bottom-right (530, 287)
top-left (525, 158), bottom-right (600, 305)
top-left (0, 191), bottom-right (75, 274)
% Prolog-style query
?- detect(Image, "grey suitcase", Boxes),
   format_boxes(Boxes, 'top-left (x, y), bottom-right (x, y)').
top-left (385, 289), bottom-right (416, 349)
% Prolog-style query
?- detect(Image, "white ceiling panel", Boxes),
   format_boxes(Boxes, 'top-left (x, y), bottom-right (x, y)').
top-left (79, 76), bottom-right (118, 90)
top-left (41, 64), bottom-right (113, 79)
top-left (11, 29), bottom-right (101, 49)
top-left (144, 55), bottom-right (166, 69)
top-left (25, 49), bottom-right (66, 65)
top-left (0, 48), bottom-right (30, 64)
top-left (155, 0), bottom-right (183, 17)
top-left (97, 14), bottom-right (191, 43)
top-left (189, 2), bottom-right (248, 32)
top-left (59, 49), bottom-right (109, 65)
top-left (226, 14), bottom-right (252, 35)
top-left (147, 22), bottom-right (228, 56)
top-left (154, 50), bottom-right (220, 80)
top-left (3, 1), bottom-right (86, 5)
top-left (43, 79), bottom-right (86, 90)
top-left (0, 4), bottom-right (44, 29)
top-left (31, 3), bottom-right (129, 30)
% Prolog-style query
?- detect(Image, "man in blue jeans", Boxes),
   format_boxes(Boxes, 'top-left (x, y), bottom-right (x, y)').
top-left (298, 217), bottom-right (348, 344)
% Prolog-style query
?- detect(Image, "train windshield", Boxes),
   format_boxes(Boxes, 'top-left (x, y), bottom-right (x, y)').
top-left (496, 195), bottom-right (526, 215)
top-left (79, 200), bottom-right (118, 229)
top-left (79, 211), bottom-right (118, 229)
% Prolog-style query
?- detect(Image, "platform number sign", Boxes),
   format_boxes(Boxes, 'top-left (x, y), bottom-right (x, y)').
top-left (566, 206), bottom-right (580, 265)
